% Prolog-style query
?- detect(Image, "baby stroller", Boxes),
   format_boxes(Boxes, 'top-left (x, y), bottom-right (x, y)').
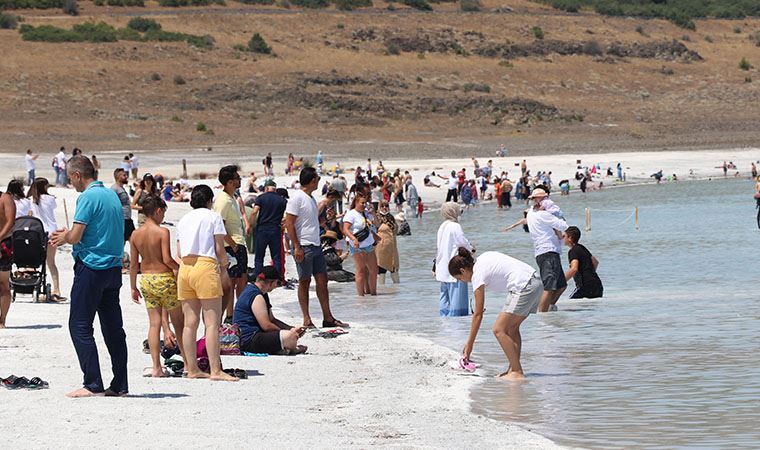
top-left (10, 216), bottom-right (50, 302)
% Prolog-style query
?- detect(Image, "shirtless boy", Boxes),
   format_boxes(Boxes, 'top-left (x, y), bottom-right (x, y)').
top-left (129, 196), bottom-right (185, 377)
top-left (0, 189), bottom-right (16, 328)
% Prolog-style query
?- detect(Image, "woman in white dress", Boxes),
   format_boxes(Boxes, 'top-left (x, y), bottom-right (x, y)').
top-left (27, 178), bottom-right (65, 302)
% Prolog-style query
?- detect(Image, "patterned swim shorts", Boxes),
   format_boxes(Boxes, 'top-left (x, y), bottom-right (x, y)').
top-left (140, 272), bottom-right (179, 310)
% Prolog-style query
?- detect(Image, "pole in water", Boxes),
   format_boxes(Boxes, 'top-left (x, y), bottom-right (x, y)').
top-left (585, 208), bottom-right (591, 231)
top-left (635, 206), bottom-right (639, 230)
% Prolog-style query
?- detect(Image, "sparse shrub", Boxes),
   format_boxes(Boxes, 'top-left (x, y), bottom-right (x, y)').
top-left (582, 40), bottom-right (603, 55)
top-left (234, 0), bottom-right (274, 3)
top-left (704, 35), bottom-right (714, 43)
top-left (333, 0), bottom-right (371, 10)
top-left (196, 122), bottom-right (207, 132)
top-left (660, 66), bottom-right (675, 75)
top-left (0, 13), bottom-right (18, 29)
top-left (103, 0), bottom-right (145, 5)
top-left (498, 60), bottom-right (513, 68)
top-left (171, 115), bottom-right (184, 122)
top-left (151, 72), bottom-right (162, 81)
top-left (385, 41), bottom-right (400, 55)
top-left (158, 0), bottom-right (224, 6)
top-left (174, 75), bottom-right (187, 85)
top-left (290, 0), bottom-right (329, 7)
top-left (336, 23), bottom-right (344, 29)
top-left (277, 0), bottom-right (290, 7)
top-left (62, 0), bottom-right (78, 16)
top-left (459, 0), bottom-right (480, 12)
top-left (115, 27), bottom-right (142, 40)
top-left (0, 0), bottom-right (64, 8)
top-left (532, 26), bottom-right (544, 40)
top-left (416, 75), bottom-right (423, 82)
top-left (733, 26), bottom-right (742, 34)
top-left (680, 34), bottom-right (691, 42)
top-left (549, 0), bottom-right (579, 13)
top-left (247, 32), bottom-right (271, 54)
top-left (232, 43), bottom-right (247, 52)
top-left (738, 57), bottom-right (752, 71)
top-left (745, 76), bottom-right (752, 83)
top-left (463, 82), bottom-right (490, 93)
top-left (402, 0), bottom-right (431, 11)
top-left (750, 31), bottom-right (760, 47)
top-left (635, 25), bottom-right (645, 35)
top-left (249, 112), bottom-right (258, 120)
top-left (665, 11), bottom-right (695, 30)
top-left (128, 17), bottom-right (161, 32)
top-left (452, 43), bottom-right (467, 56)
top-left (417, 52), bottom-right (425, 59)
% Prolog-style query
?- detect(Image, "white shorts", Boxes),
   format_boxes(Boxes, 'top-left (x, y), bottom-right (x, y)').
top-left (503, 275), bottom-right (542, 316)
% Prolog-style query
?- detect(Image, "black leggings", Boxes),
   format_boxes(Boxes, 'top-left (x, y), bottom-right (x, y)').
top-left (446, 189), bottom-right (458, 203)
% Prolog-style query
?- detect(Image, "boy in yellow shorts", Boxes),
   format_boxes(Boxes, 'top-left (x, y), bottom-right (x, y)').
top-left (129, 196), bottom-right (185, 377)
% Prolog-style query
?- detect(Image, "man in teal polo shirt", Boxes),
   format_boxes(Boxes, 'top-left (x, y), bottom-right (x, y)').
top-left (51, 155), bottom-right (127, 398)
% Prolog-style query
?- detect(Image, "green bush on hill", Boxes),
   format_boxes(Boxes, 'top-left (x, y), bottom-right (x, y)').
top-left (93, 0), bottom-right (145, 6)
top-left (127, 17), bottom-right (162, 32)
top-left (333, 0), bottom-right (371, 10)
top-left (158, 0), bottom-right (225, 6)
top-left (233, 0), bottom-right (274, 3)
top-left (0, 0), bottom-right (63, 9)
top-left (539, 0), bottom-right (760, 29)
top-left (19, 21), bottom-right (215, 48)
top-left (403, 0), bottom-right (431, 11)
top-left (247, 32), bottom-right (271, 53)
top-left (289, 0), bottom-right (329, 7)
top-left (0, 12), bottom-right (18, 28)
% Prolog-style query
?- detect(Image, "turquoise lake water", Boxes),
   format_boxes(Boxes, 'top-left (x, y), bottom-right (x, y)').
top-left (298, 178), bottom-right (760, 449)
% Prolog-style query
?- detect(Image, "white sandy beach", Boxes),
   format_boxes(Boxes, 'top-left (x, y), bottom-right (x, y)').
top-left (1, 147), bottom-right (758, 448)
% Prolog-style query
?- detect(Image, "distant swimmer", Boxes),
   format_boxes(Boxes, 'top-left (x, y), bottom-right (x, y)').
top-left (563, 226), bottom-right (603, 299)
top-left (449, 248), bottom-right (542, 380)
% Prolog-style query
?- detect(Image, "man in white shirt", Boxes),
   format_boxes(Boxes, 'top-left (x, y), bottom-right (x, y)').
top-left (438, 170), bottom-right (459, 203)
top-left (526, 191), bottom-right (569, 312)
top-left (25, 149), bottom-right (39, 186)
top-left (129, 153), bottom-right (139, 180)
top-left (285, 167), bottom-right (348, 329)
top-left (55, 147), bottom-right (67, 186)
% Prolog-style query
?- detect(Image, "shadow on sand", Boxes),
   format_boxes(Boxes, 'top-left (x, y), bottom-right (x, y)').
top-left (7, 324), bottom-right (63, 330)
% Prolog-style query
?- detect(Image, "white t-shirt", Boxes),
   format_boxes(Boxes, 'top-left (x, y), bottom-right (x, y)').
top-left (526, 209), bottom-right (568, 257)
top-left (435, 220), bottom-right (473, 283)
top-left (30, 194), bottom-right (58, 233)
top-left (447, 176), bottom-right (459, 190)
top-left (25, 154), bottom-right (36, 171)
top-left (471, 251), bottom-right (536, 294)
top-left (177, 208), bottom-right (227, 259)
top-left (56, 151), bottom-right (66, 170)
top-left (342, 209), bottom-right (374, 247)
top-left (130, 156), bottom-right (139, 170)
top-left (285, 189), bottom-right (320, 247)
top-left (14, 198), bottom-right (31, 218)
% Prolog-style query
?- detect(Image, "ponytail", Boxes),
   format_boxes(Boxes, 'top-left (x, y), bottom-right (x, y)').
top-left (448, 247), bottom-right (475, 277)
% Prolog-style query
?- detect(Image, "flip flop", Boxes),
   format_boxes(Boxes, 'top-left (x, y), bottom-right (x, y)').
top-left (1, 375), bottom-right (18, 387)
top-left (26, 377), bottom-right (49, 389)
top-left (5, 376), bottom-right (29, 389)
top-left (223, 368), bottom-right (247, 379)
top-left (322, 318), bottom-right (350, 328)
top-left (458, 357), bottom-right (478, 373)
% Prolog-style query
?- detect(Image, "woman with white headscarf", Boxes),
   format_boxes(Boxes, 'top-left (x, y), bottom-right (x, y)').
top-left (435, 202), bottom-right (474, 316)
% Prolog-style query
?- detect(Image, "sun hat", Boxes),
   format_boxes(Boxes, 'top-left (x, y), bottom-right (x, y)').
top-left (528, 187), bottom-right (548, 199)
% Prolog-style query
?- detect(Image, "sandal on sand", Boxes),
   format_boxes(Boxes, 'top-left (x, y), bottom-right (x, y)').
top-left (49, 294), bottom-right (67, 303)
top-left (5, 376), bottom-right (30, 389)
top-left (223, 368), bottom-right (247, 379)
top-left (458, 357), bottom-right (479, 373)
top-left (2, 375), bottom-right (19, 387)
top-left (322, 318), bottom-right (350, 328)
top-left (26, 377), bottom-right (49, 389)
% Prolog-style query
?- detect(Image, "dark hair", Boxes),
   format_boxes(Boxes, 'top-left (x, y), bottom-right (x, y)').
top-left (300, 167), bottom-right (318, 186)
top-left (142, 196), bottom-right (167, 218)
top-left (140, 173), bottom-right (157, 194)
top-left (7, 179), bottom-right (25, 200)
top-left (27, 177), bottom-right (50, 205)
top-left (256, 265), bottom-right (280, 282)
top-left (67, 155), bottom-right (96, 180)
top-left (218, 164), bottom-right (240, 186)
top-left (275, 188), bottom-right (289, 199)
top-left (190, 184), bottom-right (214, 209)
top-left (326, 189), bottom-right (341, 199)
top-left (565, 226), bottom-right (581, 244)
top-left (448, 247), bottom-right (475, 277)
top-left (113, 168), bottom-right (125, 180)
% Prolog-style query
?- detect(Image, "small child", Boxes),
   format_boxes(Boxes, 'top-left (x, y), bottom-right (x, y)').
top-left (129, 196), bottom-right (185, 377)
top-left (416, 197), bottom-right (424, 218)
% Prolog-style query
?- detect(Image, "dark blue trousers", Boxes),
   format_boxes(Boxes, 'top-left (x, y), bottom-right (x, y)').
top-left (69, 260), bottom-right (128, 394)
top-left (254, 228), bottom-right (283, 280)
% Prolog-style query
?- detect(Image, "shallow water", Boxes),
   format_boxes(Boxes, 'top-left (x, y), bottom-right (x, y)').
top-left (281, 178), bottom-right (760, 449)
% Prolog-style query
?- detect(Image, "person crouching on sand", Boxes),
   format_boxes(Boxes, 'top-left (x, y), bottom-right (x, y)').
top-left (233, 266), bottom-right (307, 355)
top-left (176, 185), bottom-right (237, 382)
top-left (449, 247), bottom-right (542, 380)
top-left (129, 196), bottom-right (186, 377)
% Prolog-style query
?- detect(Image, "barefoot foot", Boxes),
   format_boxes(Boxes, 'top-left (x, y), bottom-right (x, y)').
top-left (499, 371), bottom-right (526, 381)
top-left (66, 387), bottom-right (105, 398)
top-left (186, 371), bottom-right (211, 379)
top-left (210, 371), bottom-right (238, 382)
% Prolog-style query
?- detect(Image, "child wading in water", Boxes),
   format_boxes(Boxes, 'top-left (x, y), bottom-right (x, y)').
top-left (449, 247), bottom-right (543, 380)
top-left (129, 197), bottom-right (186, 377)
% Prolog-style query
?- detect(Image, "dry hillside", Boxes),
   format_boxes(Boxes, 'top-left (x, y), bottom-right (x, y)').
top-left (1, 0), bottom-right (759, 157)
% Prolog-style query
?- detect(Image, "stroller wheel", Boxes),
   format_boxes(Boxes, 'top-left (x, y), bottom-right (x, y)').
top-left (45, 283), bottom-right (52, 302)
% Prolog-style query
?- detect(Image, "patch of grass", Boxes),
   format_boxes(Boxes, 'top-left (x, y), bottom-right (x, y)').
top-left (234, 0), bottom-right (274, 3)
top-left (336, 23), bottom-right (345, 29)
top-left (402, 0), bottom-right (432, 11)
top-left (196, 122), bottom-right (207, 132)
top-left (62, 0), bottom-right (78, 16)
top-left (150, 72), bottom-right (162, 81)
top-left (459, 0), bottom-right (480, 12)
top-left (416, 75), bottom-right (423, 82)
top-left (171, 115), bottom-right (183, 122)
top-left (94, 0), bottom-right (145, 5)
top-left (738, 57), bottom-right (753, 71)
top-left (127, 17), bottom-right (161, 32)
top-left (385, 41), bottom-right (400, 55)
top-left (498, 60), bottom-right (514, 68)
top-left (174, 75), bottom-right (186, 85)
top-left (704, 35), bottom-right (714, 43)
top-left (745, 76), bottom-right (752, 83)
top-left (333, 0), bottom-right (371, 10)
top-left (247, 32), bottom-right (272, 54)
top-left (680, 34), bottom-right (691, 42)
top-left (289, 0), bottom-right (329, 7)
top-left (749, 31), bottom-right (760, 47)
top-left (547, 0), bottom-right (579, 12)
top-left (733, 26), bottom-right (742, 33)
top-left (0, 13), bottom-right (18, 30)
top-left (463, 82), bottom-right (491, 93)
top-left (19, 21), bottom-right (214, 48)
top-left (158, 0), bottom-right (225, 6)
top-left (532, 26), bottom-right (544, 40)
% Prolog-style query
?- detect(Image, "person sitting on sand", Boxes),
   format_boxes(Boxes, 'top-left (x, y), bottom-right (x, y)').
top-left (563, 226), bottom-right (603, 299)
top-left (175, 185), bottom-right (237, 382)
top-left (233, 266), bottom-right (307, 355)
top-left (424, 174), bottom-right (440, 188)
top-left (449, 247), bottom-right (542, 380)
top-left (129, 196), bottom-right (186, 377)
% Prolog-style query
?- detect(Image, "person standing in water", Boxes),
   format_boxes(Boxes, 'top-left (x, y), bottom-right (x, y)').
top-left (526, 190), bottom-right (569, 312)
top-left (563, 226), bottom-right (603, 299)
top-left (435, 202), bottom-right (474, 316)
top-left (449, 247), bottom-right (542, 380)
